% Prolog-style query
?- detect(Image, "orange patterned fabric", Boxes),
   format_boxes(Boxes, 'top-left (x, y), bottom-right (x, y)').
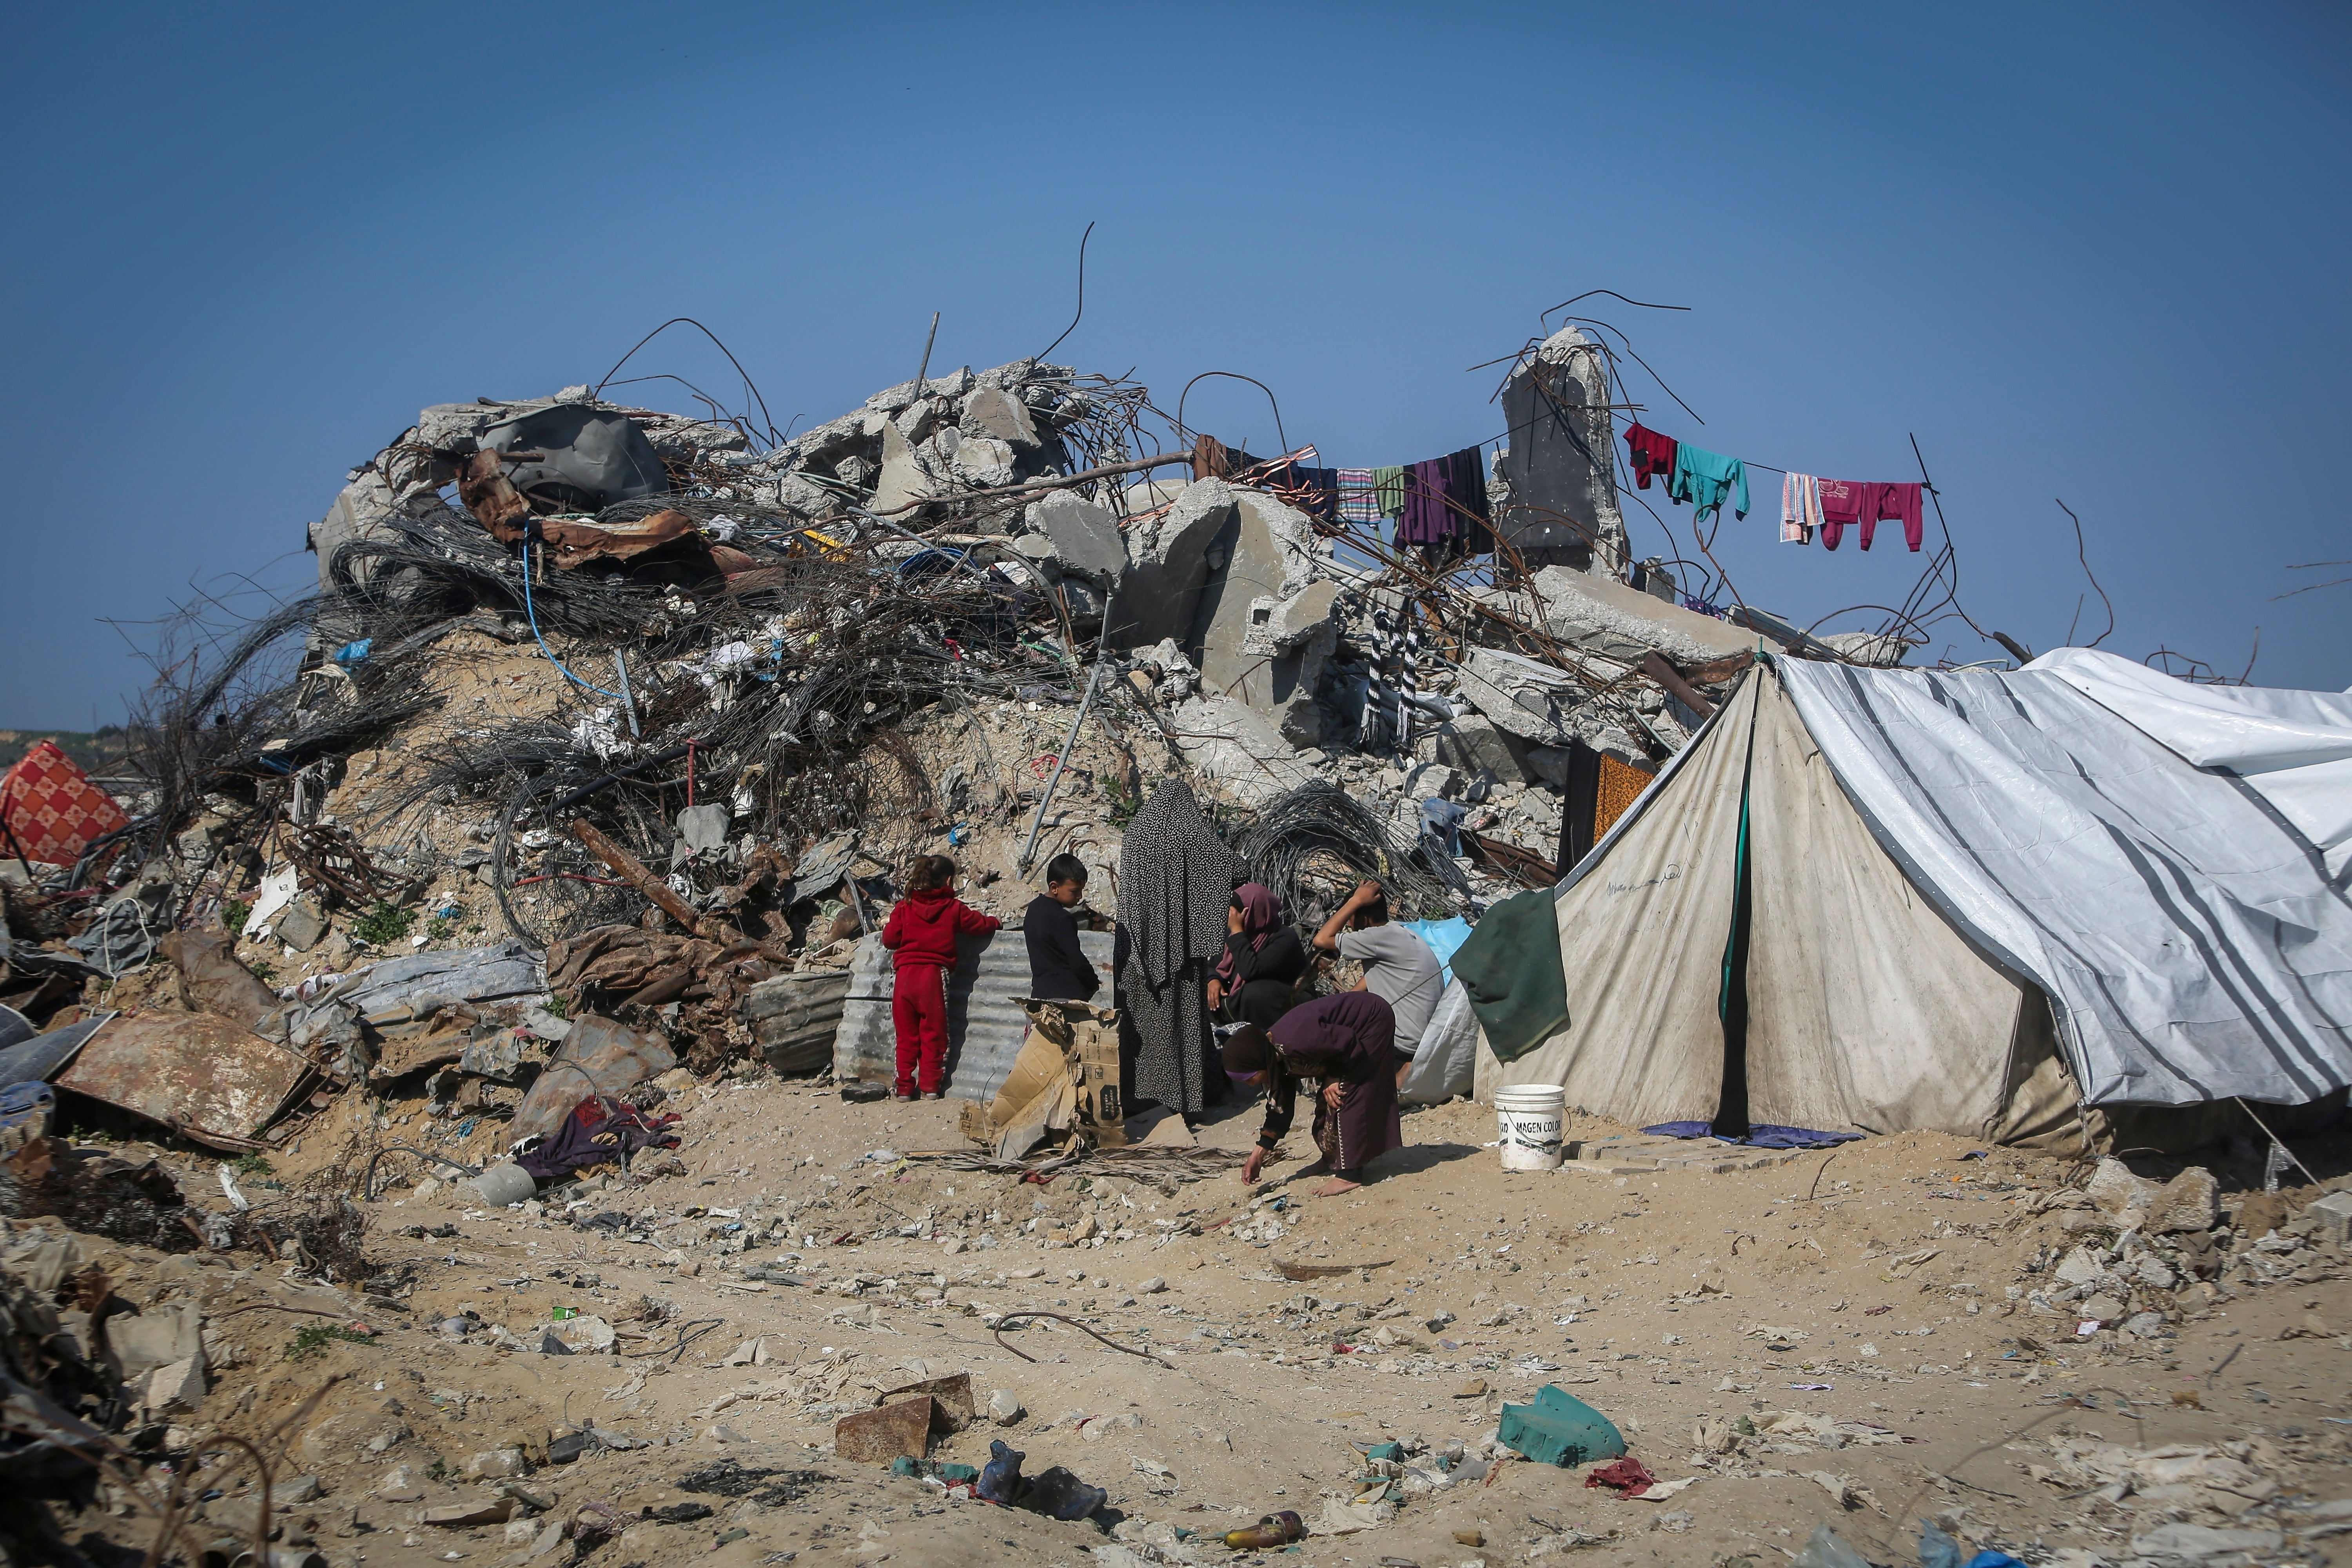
top-left (1593, 753), bottom-right (1655, 840)
top-left (2, 741), bottom-right (130, 866)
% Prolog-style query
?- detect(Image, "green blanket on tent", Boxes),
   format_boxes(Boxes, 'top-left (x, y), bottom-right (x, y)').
top-left (1451, 888), bottom-right (1569, 1062)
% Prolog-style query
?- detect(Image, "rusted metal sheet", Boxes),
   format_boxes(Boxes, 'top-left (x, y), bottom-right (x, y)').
top-left (56, 1012), bottom-right (312, 1146)
top-left (833, 927), bottom-right (1114, 1103)
top-left (834, 1396), bottom-right (933, 1463)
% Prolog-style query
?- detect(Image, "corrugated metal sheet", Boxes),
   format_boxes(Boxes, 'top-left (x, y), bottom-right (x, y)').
top-left (335, 941), bottom-right (545, 1024)
top-left (743, 968), bottom-right (854, 1075)
top-left (834, 928), bottom-right (1116, 1103)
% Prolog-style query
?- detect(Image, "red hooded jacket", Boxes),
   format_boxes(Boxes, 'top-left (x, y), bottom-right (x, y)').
top-left (880, 887), bottom-right (1001, 971)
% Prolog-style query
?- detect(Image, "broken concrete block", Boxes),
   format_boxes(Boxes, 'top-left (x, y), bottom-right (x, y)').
top-left (143, 1356), bottom-right (207, 1416)
top-left (880, 1372), bottom-right (976, 1432)
top-left (1498, 566), bottom-right (1755, 669)
top-left (1817, 630), bottom-right (1920, 668)
top-left (1454, 646), bottom-right (1585, 745)
top-left (276, 896), bottom-right (329, 953)
top-left (1111, 479), bottom-right (1237, 651)
top-left (2146, 1166), bottom-right (2220, 1233)
top-left (950, 434), bottom-right (1016, 487)
top-left (1031, 493), bottom-right (1127, 587)
top-left (2085, 1157), bottom-right (2160, 1222)
top-left (1493, 327), bottom-right (1628, 573)
top-left (987, 1388), bottom-right (1024, 1426)
top-left (1192, 489), bottom-right (1328, 746)
top-left (1434, 715), bottom-right (1538, 786)
top-left (871, 420), bottom-right (933, 512)
top-left (1241, 580), bottom-right (1340, 658)
top-left (108, 1301), bottom-right (205, 1380)
top-left (2308, 1189), bottom-right (2352, 1247)
top-left (960, 386), bottom-right (1040, 448)
top-left (1162, 693), bottom-right (1319, 809)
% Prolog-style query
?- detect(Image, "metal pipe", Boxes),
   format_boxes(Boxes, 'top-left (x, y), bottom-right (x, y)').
top-left (1017, 593), bottom-right (1117, 875)
top-left (614, 650), bottom-right (641, 738)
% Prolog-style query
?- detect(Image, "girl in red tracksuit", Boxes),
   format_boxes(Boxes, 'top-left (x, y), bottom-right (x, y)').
top-left (880, 855), bottom-right (1001, 1100)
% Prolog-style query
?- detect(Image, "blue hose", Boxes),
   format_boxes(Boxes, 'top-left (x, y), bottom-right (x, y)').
top-left (519, 544), bottom-right (624, 701)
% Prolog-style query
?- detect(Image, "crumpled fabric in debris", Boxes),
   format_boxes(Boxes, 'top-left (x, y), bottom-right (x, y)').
top-left (515, 1095), bottom-right (680, 1183)
top-left (66, 883), bottom-right (172, 978)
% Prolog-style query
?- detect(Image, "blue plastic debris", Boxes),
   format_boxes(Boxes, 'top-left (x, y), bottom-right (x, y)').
top-left (333, 638), bottom-right (372, 668)
top-left (1496, 1384), bottom-right (1626, 1467)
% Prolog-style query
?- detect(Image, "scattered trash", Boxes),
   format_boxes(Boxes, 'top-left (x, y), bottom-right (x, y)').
top-left (971, 1439), bottom-right (1106, 1520)
top-left (1224, 1512), bottom-right (1307, 1549)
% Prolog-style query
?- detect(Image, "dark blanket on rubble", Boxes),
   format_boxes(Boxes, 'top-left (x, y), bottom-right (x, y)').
top-left (516, 1096), bottom-right (682, 1182)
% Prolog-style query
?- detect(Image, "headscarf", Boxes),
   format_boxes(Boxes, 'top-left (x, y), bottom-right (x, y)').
top-left (1270, 990), bottom-right (1397, 1062)
top-left (1219, 1025), bottom-right (1274, 1076)
top-left (1212, 882), bottom-right (1282, 987)
top-left (1115, 779), bottom-right (1241, 988)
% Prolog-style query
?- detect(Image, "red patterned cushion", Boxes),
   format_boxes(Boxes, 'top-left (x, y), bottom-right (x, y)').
top-left (2, 741), bottom-right (131, 866)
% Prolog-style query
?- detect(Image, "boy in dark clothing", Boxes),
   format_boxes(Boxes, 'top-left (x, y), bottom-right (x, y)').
top-left (881, 854), bottom-right (1001, 1100)
top-left (1024, 853), bottom-right (1099, 1002)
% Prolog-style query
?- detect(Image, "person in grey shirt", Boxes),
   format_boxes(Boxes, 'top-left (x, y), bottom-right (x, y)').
top-left (1311, 880), bottom-right (1443, 1087)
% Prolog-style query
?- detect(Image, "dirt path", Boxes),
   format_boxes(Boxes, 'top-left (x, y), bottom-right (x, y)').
top-left (25, 1084), bottom-right (2352, 1568)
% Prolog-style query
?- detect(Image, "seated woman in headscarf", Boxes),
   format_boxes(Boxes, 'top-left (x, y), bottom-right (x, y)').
top-left (1225, 991), bottom-right (1403, 1198)
top-left (1207, 882), bottom-right (1307, 1028)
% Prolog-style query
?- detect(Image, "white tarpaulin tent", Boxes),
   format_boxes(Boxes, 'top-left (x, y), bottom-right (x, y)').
top-left (1481, 652), bottom-right (2352, 1142)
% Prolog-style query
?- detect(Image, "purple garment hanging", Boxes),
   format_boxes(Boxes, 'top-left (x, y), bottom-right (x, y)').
top-left (1396, 447), bottom-right (1492, 550)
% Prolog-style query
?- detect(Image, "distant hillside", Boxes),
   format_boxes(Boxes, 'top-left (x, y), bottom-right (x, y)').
top-left (0, 728), bottom-right (134, 778)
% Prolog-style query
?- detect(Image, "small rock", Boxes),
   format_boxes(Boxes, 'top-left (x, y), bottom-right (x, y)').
top-left (1454, 1530), bottom-right (1485, 1547)
top-left (2080, 1294), bottom-right (2127, 1322)
top-left (1137, 1277), bottom-right (1167, 1294)
top-left (376, 1464), bottom-right (424, 1502)
top-left (467, 1449), bottom-right (526, 1478)
top-left (503, 1519), bottom-right (539, 1546)
top-left (988, 1389), bottom-right (1024, 1426)
top-left (279, 1475), bottom-right (325, 1506)
top-left (705, 1423), bottom-right (750, 1445)
top-left (1453, 1379), bottom-right (1488, 1399)
top-left (2140, 1165), bottom-right (2221, 1233)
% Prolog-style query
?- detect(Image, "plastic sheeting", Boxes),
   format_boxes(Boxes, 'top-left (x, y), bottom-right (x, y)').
top-left (2028, 648), bottom-right (2352, 878)
top-left (1398, 980), bottom-right (1477, 1104)
top-left (1780, 657), bottom-right (2352, 1108)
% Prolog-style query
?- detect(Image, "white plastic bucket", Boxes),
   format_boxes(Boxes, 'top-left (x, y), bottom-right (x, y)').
top-left (1494, 1085), bottom-right (1566, 1171)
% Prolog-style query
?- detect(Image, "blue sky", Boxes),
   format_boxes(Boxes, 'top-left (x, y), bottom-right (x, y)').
top-left (4, 2), bottom-right (2347, 728)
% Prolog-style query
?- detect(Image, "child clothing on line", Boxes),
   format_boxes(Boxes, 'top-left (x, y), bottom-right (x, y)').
top-left (1818, 479), bottom-right (1922, 552)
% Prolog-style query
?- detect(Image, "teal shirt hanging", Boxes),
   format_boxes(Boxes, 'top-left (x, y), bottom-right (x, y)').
top-left (1669, 443), bottom-right (1750, 526)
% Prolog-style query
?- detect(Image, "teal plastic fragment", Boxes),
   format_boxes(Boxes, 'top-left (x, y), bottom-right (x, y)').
top-left (1364, 1441), bottom-right (1404, 1463)
top-left (1495, 1384), bottom-right (1626, 1468)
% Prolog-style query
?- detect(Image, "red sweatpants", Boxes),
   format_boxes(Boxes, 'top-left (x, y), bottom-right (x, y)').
top-left (892, 964), bottom-right (951, 1095)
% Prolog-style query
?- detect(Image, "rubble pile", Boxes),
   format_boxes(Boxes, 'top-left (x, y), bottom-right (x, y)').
top-left (5, 328), bottom-right (1801, 1101)
top-left (11, 323), bottom-right (2342, 1567)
